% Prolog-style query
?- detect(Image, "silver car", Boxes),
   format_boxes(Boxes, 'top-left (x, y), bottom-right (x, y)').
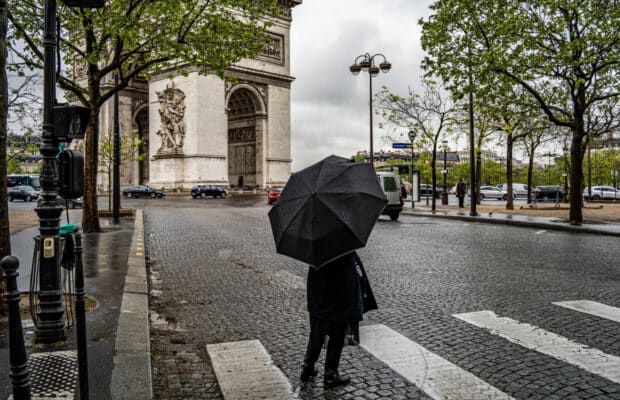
top-left (468, 185), bottom-right (509, 200)
top-left (583, 186), bottom-right (620, 200)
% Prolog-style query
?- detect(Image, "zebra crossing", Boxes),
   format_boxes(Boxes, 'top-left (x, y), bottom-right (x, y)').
top-left (206, 300), bottom-right (620, 399)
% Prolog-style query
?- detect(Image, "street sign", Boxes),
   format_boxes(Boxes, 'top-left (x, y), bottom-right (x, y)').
top-left (392, 143), bottom-right (411, 149)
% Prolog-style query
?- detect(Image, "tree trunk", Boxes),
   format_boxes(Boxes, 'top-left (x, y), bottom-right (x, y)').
top-left (506, 134), bottom-right (514, 210)
top-left (527, 149), bottom-right (535, 204)
top-left (568, 131), bottom-right (586, 224)
top-left (0, 0), bottom-right (9, 314)
top-left (82, 105), bottom-right (101, 233)
top-left (431, 143), bottom-right (437, 211)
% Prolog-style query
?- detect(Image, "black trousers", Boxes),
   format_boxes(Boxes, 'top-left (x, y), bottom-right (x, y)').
top-left (458, 195), bottom-right (465, 208)
top-left (303, 317), bottom-right (346, 372)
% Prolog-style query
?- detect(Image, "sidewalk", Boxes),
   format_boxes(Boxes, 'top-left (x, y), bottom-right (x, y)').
top-left (401, 203), bottom-right (620, 236)
top-left (1, 211), bottom-right (150, 400)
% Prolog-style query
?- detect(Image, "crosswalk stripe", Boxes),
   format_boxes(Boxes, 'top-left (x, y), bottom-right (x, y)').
top-left (553, 300), bottom-right (620, 323)
top-left (453, 310), bottom-right (620, 384)
top-left (207, 340), bottom-right (298, 399)
top-left (359, 324), bottom-right (514, 400)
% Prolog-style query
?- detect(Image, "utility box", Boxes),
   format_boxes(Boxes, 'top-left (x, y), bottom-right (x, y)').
top-left (58, 150), bottom-right (84, 199)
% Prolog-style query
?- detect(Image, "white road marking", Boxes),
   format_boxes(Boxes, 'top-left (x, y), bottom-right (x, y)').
top-left (207, 340), bottom-right (298, 400)
top-left (453, 310), bottom-right (620, 384)
top-left (359, 324), bottom-right (514, 400)
top-left (535, 230), bottom-right (546, 235)
top-left (553, 300), bottom-right (620, 323)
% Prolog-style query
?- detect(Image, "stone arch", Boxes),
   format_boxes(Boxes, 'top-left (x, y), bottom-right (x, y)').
top-left (132, 104), bottom-right (150, 185)
top-left (226, 84), bottom-right (267, 188)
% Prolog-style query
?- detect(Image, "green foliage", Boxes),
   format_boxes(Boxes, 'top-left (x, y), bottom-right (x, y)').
top-left (6, 157), bottom-right (23, 174)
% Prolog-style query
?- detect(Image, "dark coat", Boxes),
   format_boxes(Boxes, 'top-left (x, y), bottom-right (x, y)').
top-left (456, 181), bottom-right (467, 197)
top-left (307, 252), bottom-right (377, 323)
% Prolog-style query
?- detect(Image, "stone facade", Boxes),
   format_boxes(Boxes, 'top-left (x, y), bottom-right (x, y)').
top-left (98, 1), bottom-right (301, 192)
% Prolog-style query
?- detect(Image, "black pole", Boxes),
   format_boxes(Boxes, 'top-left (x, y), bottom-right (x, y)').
top-left (442, 146), bottom-right (448, 205)
top-left (113, 71), bottom-right (120, 224)
top-left (468, 90), bottom-right (477, 216)
top-left (1, 256), bottom-right (32, 400)
top-left (35, 0), bottom-right (66, 344)
top-left (368, 67), bottom-right (374, 167)
top-left (410, 139), bottom-right (414, 208)
top-left (73, 229), bottom-right (89, 399)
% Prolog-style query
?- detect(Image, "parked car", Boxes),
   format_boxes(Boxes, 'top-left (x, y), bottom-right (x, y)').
top-left (191, 184), bottom-right (227, 199)
top-left (57, 196), bottom-right (83, 208)
top-left (377, 172), bottom-right (403, 221)
top-left (583, 186), bottom-right (620, 201)
top-left (7, 185), bottom-right (39, 202)
top-left (268, 186), bottom-right (284, 205)
top-left (419, 184), bottom-right (443, 198)
top-left (122, 185), bottom-right (165, 198)
top-left (533, 186), bottom-right (565, 201)
top-left (498, 183), bottom-right (529, 198)
top-left (468, 185), bottom-right (509, 200)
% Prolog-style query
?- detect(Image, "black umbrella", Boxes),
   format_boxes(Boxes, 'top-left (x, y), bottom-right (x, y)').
top-left (268, 155), bottom-right (387, 268)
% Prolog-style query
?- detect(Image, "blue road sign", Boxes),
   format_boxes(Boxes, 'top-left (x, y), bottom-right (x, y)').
top-left (392, 143), bottom-right (412, 149)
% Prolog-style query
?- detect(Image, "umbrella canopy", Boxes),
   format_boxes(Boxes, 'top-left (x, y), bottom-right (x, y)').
top-left (268, 155), bottom-right (387, 268)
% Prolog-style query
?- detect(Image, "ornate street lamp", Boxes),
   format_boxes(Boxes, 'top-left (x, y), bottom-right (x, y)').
top-left (409, 130), bottom-right (417, 208)
top-left (350, 53), bottom-right (391, 166)
top-left (35, 0), bottom-right (102, 344)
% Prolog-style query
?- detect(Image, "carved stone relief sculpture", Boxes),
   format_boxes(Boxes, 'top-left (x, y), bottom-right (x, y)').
top-left (156, 85), bottom-right (186, 155)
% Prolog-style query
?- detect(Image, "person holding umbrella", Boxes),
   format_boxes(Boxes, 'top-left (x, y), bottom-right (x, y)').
top-left (301, 250), bottom-right (377, 388)
top-left (267, 155), bottom-right (385, 389)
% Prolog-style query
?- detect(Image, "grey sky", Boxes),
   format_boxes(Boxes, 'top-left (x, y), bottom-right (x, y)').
top-left (290, 0), bottom-right (433, 171)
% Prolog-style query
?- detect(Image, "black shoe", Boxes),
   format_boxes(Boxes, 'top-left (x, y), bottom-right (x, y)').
top-left (300, 364), bottom-right (318, 382)
top-left (323, 370), bottom-right (350, 389)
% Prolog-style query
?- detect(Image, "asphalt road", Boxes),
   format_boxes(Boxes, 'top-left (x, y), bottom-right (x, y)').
top-left (129, 195), bottom-right (619, 399)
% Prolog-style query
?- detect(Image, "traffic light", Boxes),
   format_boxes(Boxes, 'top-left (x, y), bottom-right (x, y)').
top-left (58, 150), bottom-right (84, 199)
top-left (53, 104), bottom-right (91, 143)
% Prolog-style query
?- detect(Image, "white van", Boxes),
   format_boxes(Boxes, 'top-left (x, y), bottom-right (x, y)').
top-left (498, 183), bottom-right (528, 198)
top-left (376, 172), bottom-right (403, 221)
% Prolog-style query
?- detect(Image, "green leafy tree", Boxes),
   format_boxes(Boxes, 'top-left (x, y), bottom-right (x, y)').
top-left (376, 79), bottom-right (457, 211)
top-left (98, 132), bottom-right (145, 210)
top-left (421, 0), bottom-right (620, 224)
top-left (9, 0), bottom-right (281, 232)
top-left (7, 157), bottom-right (22, 174)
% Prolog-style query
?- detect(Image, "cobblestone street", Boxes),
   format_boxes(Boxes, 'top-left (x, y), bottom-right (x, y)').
top-left (138, 195), bottom-right (620, 399)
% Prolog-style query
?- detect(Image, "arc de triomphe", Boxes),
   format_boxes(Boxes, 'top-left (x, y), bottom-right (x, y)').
top-left (97, 0), bottom-right (301, 191)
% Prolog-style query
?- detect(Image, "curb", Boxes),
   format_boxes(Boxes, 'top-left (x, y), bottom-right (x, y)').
top-left (110, 210), bottom-right (153, 399)
top-left (401, 209), bottom-right (620, 237)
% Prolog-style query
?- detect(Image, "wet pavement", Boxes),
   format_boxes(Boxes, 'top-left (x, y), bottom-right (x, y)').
top-left (1, 214), bottom-right (133, 400)
top-left (2, 194), bottom-right (619, 399)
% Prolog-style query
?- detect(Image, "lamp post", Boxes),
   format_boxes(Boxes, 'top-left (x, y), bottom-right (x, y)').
top-left (441, 140), bottom-right (448, 205)
top-left (409, 130), bottom-right (416, 208)
top-left (36, 0), bottom-right (103, 344)
top-left (350, 53), bottom-right (391, 167)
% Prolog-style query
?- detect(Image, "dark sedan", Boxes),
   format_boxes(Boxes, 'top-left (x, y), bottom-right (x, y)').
top-left (191, 184), bottom-right (227, 199)
top-left (534, 186), bottom-right (565, 202)
top-left (122, 185), bottom-right (165, 198)
top-left (8, 185), bottom-right (39, 202)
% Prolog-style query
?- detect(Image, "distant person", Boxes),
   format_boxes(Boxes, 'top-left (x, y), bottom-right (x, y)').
top-left (301, 251), bottom-right (377, 389)
top-left (401, 182), bottom-right (407, 199)
top-left (456, 178), bottom-right (467, 208)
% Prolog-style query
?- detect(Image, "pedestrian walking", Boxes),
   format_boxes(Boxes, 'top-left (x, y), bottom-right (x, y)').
top-left (456, 178), bottom-right (467, 208)
top-left (301, 251), bottom-right (377, 389)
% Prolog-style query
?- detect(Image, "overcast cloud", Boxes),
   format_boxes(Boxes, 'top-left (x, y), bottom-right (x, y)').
top-left (290, 0), bottom-right (433, 171)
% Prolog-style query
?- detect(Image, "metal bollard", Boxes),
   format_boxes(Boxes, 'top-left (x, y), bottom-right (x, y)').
top-left (1, 256), bottom-right (32, 400)
top-left (73, 228), bottom-right (89, 400)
